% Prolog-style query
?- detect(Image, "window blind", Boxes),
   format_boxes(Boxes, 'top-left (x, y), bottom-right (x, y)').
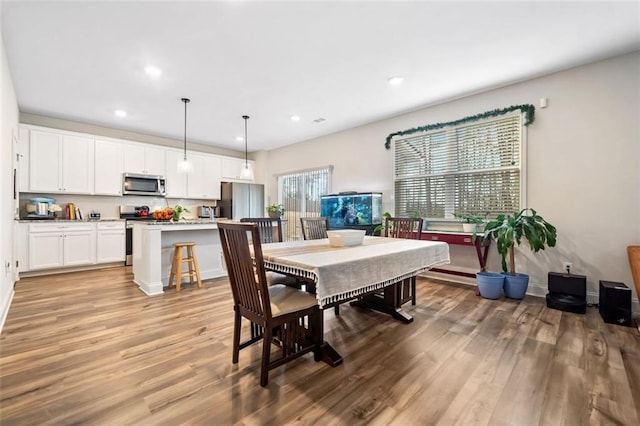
top-left (394, 114), bottom-right (522, 219)
top-left (278, 166), bottom-right (331, 240)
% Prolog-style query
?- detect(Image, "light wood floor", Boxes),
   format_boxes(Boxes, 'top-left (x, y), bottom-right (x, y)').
top-left (1, 267), bottom-right (639, 425)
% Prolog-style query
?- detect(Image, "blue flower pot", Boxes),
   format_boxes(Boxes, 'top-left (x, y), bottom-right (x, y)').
top-left (503, 273), bottom-right (529, 299)
top-left (476, 272), bottom-right (504, 299)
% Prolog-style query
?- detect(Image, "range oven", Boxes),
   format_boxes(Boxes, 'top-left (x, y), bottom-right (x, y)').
top-left (119, 205), bottom-right (155, 266)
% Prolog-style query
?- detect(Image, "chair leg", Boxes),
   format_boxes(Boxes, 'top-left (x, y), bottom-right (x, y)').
top-left (168, 257), bottom-right (176, 289)
top-left (334, 305), bottom-right (340, 315)
top-left (175, 246), bottom-right (183, 292)
top-left (260, 327), bottom-right (272, 387)
top-left (232, 310), bottom-right (241, 364)
top-left (187, 247), bottom-right (195, 287)
top-left (191, 246), bottom-right (202, 288)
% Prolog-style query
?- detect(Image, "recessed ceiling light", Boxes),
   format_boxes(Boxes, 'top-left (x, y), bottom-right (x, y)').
top-left (387, 76), bottom-right (404, 86)
top-left (290, 115), bottom-right (301, 122)
top-left (114, 109), bottom-right (127, 118)
top-left (144, 65), bottom-right (162, 78)
top-left (236, 136), bottom-right (244, 142)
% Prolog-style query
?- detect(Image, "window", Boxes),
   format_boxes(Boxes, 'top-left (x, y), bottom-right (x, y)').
top-left (278, 166), bottom-right (332, 240)
top-left (394, 113), bottom-right (524, 219)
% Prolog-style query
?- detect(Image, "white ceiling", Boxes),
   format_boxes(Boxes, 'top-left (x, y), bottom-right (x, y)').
top-left (2, 1), bottom-right (639, 152)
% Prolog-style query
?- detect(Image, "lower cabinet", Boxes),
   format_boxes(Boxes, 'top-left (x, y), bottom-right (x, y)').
top-left (25, 221), bottom-right (125, 272)
top-left (96, 222), bottom-right (125, 263)
top-left (29, 223), bottom-right (96, 270)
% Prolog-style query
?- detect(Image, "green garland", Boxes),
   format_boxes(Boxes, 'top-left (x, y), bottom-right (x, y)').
top-left (384, 104), bottom-right (535, 149)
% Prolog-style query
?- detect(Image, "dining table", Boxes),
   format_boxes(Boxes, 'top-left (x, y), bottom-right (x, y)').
top-left (260, 235), bottom-right (450, 365)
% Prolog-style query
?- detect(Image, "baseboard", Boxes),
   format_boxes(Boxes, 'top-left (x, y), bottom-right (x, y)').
top-left (0, 285), bottom-right (15, 335)
top-left (422, 271), bottom-right (640, 313)
top-left (19, 262), bottom-right (125, 278)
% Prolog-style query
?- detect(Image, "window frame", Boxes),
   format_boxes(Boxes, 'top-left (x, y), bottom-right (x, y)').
top-left (392, 111), bottom-right (528, 220)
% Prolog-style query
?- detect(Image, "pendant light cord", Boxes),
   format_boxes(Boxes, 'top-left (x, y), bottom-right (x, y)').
top-left (182, 98), bottom-right (190, 160)
top-left (242, 115), bottom-right (250, 166)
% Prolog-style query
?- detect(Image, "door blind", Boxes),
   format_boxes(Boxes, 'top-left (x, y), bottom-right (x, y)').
top-left (279, 167), bottom-right (331, 240)
top-left (394, 114), bottom-right (522, 218)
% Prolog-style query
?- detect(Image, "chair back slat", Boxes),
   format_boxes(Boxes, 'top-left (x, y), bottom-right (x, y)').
top-left (240, 217), bottom-right (283, 243)
top-left (385, 217), bottom-right (423, 240)
top-left (218, 221), bottom-right (272, 321)
top-left (300, 217), bottom-right (329, 240)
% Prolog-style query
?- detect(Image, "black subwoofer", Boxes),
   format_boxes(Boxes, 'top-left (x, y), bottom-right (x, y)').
top-left (546, 272), bottom-right (587, 314)
top-left (599, 280), bottom-right (632, 327)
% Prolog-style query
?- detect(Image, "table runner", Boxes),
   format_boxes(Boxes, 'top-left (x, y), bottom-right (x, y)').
top-left (261, 236), bottom-right (450, 307)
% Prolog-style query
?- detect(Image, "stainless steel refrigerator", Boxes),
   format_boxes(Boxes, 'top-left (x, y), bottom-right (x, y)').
top-left (219, 182), bottom-right (265, 220)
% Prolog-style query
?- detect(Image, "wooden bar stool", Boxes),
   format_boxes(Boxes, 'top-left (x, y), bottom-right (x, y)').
top-left (168, 242), bottom-right (202, 292)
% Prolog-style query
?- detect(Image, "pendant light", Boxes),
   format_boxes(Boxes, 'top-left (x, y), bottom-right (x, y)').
top-left (239, 115), bottom-right (254, 180)
top-left (177, 97), bottom-right (193, 173)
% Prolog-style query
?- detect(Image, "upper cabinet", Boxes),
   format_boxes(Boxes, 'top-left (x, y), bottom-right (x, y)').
top-left (94, 139), bottom-right (124, 196)
top-left (188, 153), bottom-right (222, 200)
top-left (29, 129), bottom-right (94, 194)
top-left (123, 143), bottom-right (166, 176)
top-left (221, 157), bottom-right (255, 182)
top-left (19, 124), bottom-right (255, 200)
top-left (164, 149), bottom-right (189, 198)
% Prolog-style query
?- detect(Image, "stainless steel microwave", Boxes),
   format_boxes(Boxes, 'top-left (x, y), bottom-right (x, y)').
top-left (122, 173), bottom-right (166, 197)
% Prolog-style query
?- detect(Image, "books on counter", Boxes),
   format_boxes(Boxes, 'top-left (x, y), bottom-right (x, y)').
top-left (65, 203), bottom-right (84, 220)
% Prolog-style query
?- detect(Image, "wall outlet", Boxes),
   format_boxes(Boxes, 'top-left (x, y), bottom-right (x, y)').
top-left (562, 262), bottom-right (573, 274)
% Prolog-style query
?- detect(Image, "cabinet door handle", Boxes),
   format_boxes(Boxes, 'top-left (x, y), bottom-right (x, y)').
top-left (431, 236), bottom-right (439, 240)
top-left (464, 238), bottom-right (471, 243)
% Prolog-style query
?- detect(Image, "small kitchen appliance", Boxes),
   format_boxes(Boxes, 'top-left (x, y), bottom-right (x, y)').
top-left (25, 197), bottom-right (56, 219)
top-left (197, 205), bottom-right (219, 219)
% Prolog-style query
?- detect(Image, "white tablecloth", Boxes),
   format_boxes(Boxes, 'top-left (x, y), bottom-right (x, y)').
top-left (261, 236), bottom-right (450, 307)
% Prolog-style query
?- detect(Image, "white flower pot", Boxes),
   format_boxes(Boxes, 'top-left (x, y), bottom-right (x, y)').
top-left (462, 223), bottom-right (476, 233)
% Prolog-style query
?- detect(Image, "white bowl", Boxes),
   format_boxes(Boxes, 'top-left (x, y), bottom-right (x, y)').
top-left (327, 229), bottom-right (366, 247)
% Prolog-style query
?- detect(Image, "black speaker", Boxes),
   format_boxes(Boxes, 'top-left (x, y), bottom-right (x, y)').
top-left (546, 272), bottom-right (587, 314)
top-left (599, 281), bottom-right (632, 327)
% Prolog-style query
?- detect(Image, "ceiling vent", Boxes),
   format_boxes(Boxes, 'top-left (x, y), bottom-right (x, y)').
top-left (313, 117), bottom-right (326, 123)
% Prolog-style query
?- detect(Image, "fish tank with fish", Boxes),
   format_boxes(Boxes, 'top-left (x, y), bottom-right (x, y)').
top-left (320, 192), bottom-right (383, 230)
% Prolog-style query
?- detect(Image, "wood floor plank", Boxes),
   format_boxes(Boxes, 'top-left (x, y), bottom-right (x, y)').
top-left (1, 267), bottom-right (638, 425)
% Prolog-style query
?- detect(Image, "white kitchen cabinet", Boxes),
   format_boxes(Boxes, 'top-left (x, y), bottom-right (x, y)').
top-left (28, 129), bottom-right (95, 194)
top-left (188, 153), bottom-right (222, 199)
top-left (16, 222), bottom-right (30, 273)
top-left (96, 222), bottom-right (125, 263)
top-left (94, 139), bottom-right (124, 196)
top-left (28, 223), bottom-right (96, 270)
top-left (221, 156), bottom-right (254, 182)
top-left (29, 130), bottom-right (62, 192)
top-left (124, 143), bottom-right (166, 176)
top-left (164, 149), bottom-right (189, 198)
top-left (18, 126), bottom-right (30, 192)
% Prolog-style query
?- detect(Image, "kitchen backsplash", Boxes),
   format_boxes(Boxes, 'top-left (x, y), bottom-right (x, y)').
top-left (18, 194), bottom-right (218, 220)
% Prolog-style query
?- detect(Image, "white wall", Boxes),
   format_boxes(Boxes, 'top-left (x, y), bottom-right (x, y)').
top-left (265, 52), bottom-right (640, 307)
top-left (1, 33), bottom-right (19, 330)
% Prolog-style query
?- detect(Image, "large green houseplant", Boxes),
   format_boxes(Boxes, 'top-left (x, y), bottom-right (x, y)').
top-left (479, 208), bottom-right (557, 299)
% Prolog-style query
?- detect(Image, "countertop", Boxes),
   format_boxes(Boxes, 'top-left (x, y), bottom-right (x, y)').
top-left (16, 218), bottom-right (124, 223)
top-left (133, 219), bottom-right (217, 225)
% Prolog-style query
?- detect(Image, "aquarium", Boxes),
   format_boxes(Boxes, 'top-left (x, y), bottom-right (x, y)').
top-left (320, 192), bottom-right (382, 228)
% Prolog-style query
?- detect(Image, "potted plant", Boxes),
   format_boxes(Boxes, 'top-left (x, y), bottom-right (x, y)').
top-left (266, 204), bottom-right (284, 218)
top-left (480, 208), bottom-right (557, 299)
top-left (454, 212), bottom-right (487, 233)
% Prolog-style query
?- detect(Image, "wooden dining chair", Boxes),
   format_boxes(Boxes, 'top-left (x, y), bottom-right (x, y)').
top-left (384, 217), bottom-right (424, 305)
top-left (240, 217), bottom-right (299, 287)
top-left (299, 216), bottom-right (342, 315)
top-left (240, 217), bottom-right (283, 243)
top-left (300, 217), bottom-right (329, 240)
top-left (218, 221), bottom-right (323, 387)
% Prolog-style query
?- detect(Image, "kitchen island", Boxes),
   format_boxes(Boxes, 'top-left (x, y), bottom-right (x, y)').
top-left (132, 221), bottom-right (225, 295)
